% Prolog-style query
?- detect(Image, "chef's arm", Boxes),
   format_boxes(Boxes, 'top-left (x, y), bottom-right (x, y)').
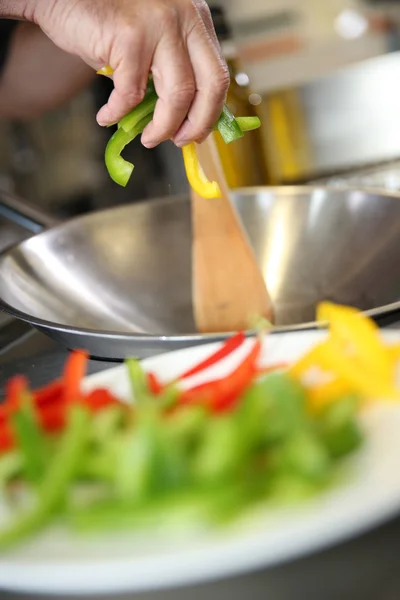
top-left (0, 22), bottom-right (94, 120)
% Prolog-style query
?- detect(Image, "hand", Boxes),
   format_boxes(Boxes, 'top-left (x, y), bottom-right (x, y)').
top-left (26, 0), bottom-right (230, 148)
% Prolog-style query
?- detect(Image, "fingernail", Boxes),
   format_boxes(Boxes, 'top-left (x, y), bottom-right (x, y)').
top-left (96, 107), bottom-right (110, 127)
top-left (142, 139), bottom-right (157, 149)
top-left (175, 138), bottom-right (190, 148)
top-left (174, 127), bottom-right (192, 147)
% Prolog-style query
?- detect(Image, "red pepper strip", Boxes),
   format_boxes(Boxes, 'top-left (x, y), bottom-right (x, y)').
top-left (147, 373), bottom-right (164, 396)
top-left (38, 389), bottom-right (122, 433)
top-left (0, 376), bottom-right (28, 453)
top-left (4, 375), bottom-right (28, 414)
top-left (0, 402), bottom-right (10, 427)
top-left (179, 338), bottom-right (262, 413)
top-left (37, 404), bottom-right (66, 433)
top-left (63, 350), bottom-right (89, 403)
top-left (177, 332), bottom-right (246, 381)
top-left (33, 381), bottom-right (64, 409)
top-left (147, 333), bottom-right (246, 398)
top-left (0, 423), bottom-right (15, 452)
top-left (85, 388), bottom-right (122, 411)
top-left (0, 409), bottom-right (8, 429)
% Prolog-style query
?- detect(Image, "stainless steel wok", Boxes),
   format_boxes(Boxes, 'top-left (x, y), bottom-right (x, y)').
top-left (0, 186), bottom-right (399, 359)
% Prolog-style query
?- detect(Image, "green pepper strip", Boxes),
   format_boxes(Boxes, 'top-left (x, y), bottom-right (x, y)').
top-left (126, 359), bottom-right (151, 406)
top-left (119, 90), bottom-right (158, 133)
top-left (215, 104), bottom-right (244, 144)
top-left (107, 77), bottom-right (156, 129)
top-left (105, 113), bottom-right (153, 187)
top-left (12, 397), bottom-right (46, 485)
top-left (236, 116), bottom-right (261, 132)
top-left (0, 406), bottom-right (89, 550)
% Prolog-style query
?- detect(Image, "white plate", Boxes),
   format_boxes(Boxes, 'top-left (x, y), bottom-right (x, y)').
top-left (1, 329), bottom-right (400, 597)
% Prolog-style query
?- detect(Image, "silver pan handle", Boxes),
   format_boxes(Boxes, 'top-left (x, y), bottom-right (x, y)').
top-left (0, 190), bottom-right (59, 234)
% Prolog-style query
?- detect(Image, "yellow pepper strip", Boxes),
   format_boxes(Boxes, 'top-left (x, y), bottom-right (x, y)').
top-left (182, 143), bottom-right (221, 199)
top-left (289, 342), bottom-right (351, 411)
top-left (388, 344), bottom-right (400, 361)
top-left (312, 339), bottom-right (400, 401)
top-left (97, 65), bottom-right (114, 76)
top-left (307, 378), bottom-right (353, 412)
top-left (317, 302), bottom-right (393, 381)
top-left (289, 341), bottom-right (333, 380)
top-left (290, 302), bottom-right (400, 409)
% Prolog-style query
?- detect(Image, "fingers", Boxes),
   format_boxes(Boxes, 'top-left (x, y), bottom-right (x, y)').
top-left (141, 16), bottom-right (195, 148)
top-left (96, 29), bottom-right (154, 126)
top-left (173, 1), bottom-right (230, 146)
top-left (191, 0), bottom-right (221, 50)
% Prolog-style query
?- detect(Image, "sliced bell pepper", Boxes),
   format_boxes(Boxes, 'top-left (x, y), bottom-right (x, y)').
top-left (158, 385), bottom-right (180, 411)
top-left (33, 381), bottom-right (64, 408)
top-left (0, 452), bottom-right (22, 488)
top-left (289, 341), bottom-right (333, 380)
top-left (388, 344), bottom-right (400, 361)
top-left (209, 337), bottom-right (261, 414)
top-left (0, 406), bottom-right (8, 428)
top-left (37, 404), bottom-right (66, 433)
top-left (310, 340), bottom-right (399, 401)
top-left (317, 302), bottom-right (393, 380)
top-left (235, 116), bottom-right (261, 132)
top-left (85, 389), bottom-right (122, 412)
top-left (63, 349), bottom-right (89, 404)
top-left (316, 395), bottom-right (363, 459)
top-left (0, 424), bottom-right (15, 453)
top-left (12, 400), bottom-right (46, 484)
top-left (215, 104), bottom-right (244, 144)
top-left (177, 332), bottom-right (246, 381)
top-left (307, 378), bottom-right (353, 411)
top-left (240, 371), bottom-right (306, 445)
top-left (126, 358), bottom-right (151, 406)
top-left (118, 90), bottom-right (158, 134)
top-left (105, 113), bottom-right (153, 187)
top-left (147, 372), bottom-right (164, 396)
top-left (4, 375), bottom-right (28, 413)
top-left (182, 143), bottom-right (221, 199)
top-left (180, 338), bottom-right (261, 413)
top-left (96, 65), bottom-right (114, 76)
top-left (0, 405), bottom-right (89, 550)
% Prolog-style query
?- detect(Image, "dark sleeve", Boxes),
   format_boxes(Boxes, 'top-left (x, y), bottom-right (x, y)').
top-left (0, 20), bottom-right (19, 75)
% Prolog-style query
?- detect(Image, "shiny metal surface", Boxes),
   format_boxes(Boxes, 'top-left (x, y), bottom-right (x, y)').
top-left (0, 186), bottom-right (399, 359)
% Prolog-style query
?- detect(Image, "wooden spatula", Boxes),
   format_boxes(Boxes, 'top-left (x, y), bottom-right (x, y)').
top-left (191, 135), bottom-right (273, 333)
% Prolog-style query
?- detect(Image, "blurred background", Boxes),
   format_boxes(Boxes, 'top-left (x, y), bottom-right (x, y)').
top-left (3, 0), bottom-right (400, 218)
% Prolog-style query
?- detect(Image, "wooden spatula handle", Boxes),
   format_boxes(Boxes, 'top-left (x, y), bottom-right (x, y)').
top-left (191, 135), bottom-right (273, 333)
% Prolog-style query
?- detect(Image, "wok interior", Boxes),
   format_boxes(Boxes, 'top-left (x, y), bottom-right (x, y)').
top-left (0, 187), bottom-right (399, 335)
